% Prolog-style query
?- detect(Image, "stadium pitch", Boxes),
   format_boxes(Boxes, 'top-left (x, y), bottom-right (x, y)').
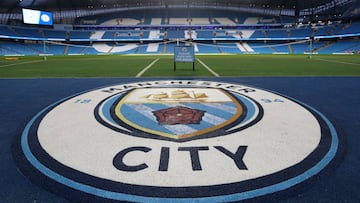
top-left (0, 54), bottom-right (360, 77)
top-left (0, 54), bottom-right (359, 202)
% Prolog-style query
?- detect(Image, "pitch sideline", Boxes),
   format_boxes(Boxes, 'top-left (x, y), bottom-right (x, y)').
top-left (196, 58), bottom-right (220, 77)
top-left (136, 58), bottom-right (160, 77)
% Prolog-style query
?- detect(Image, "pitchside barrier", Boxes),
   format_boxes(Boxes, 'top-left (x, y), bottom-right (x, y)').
top-left (174, 45), bottom-right (195, 71)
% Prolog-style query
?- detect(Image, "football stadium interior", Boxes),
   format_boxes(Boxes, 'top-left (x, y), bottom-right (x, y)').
top-left (1, 1), bottom-right (360, 203)
top-left (0, 0), bottom-right (359, 56)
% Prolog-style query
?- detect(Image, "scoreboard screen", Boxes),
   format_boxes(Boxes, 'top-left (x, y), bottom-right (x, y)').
top-left (22, 8), bottom-right (53, 26)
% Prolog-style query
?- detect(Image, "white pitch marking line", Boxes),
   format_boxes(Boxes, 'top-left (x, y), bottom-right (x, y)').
top-left (196, 58), bottom-right (220, 77)
top-left (314, 57), bottom-right (360, 66)
top-left (0, 60), bottom-right (43, 68)
top-left (136, 58), bottom-right (160, 77)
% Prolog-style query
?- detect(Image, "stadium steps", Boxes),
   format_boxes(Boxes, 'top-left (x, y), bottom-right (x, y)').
top-left (163, 42), bottom-right (167, 53)
top-left (236, 42), bottom-right (254, 53)
top-left (64, 45), bottom-right (69, 55)
top-left (79, 47), bottom-right (89, 54)
top-left (236, 43), bottom-right (245, 52)
top-left (108, 44), bottom-right (115, 53)
top-left (215, 43), bottom-right (222, 53)
top-left (288, 44), bottom-right (293, 53)
top-left (267, 43), bottom-right (277, 53)
top-left (314, 41), bottom-right (334, 53)
top-left (242, 43), bottom-right (254, 52)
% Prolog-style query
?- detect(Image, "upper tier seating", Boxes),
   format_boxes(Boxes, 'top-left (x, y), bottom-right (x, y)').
top-left (0, 9), bottom-right (359, 55)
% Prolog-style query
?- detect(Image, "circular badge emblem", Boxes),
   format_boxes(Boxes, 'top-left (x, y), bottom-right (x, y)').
top-left (40, 14), bottom-right (50, 23)
top-left (15, 80), bottom-right (339, 202)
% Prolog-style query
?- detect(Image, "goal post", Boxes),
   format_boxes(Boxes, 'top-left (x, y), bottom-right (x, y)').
top-left (174, 45), bottom-right (195, 71)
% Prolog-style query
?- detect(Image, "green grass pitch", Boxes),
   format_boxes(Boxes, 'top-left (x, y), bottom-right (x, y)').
top-left (0, 54), bottom-right (359, 78)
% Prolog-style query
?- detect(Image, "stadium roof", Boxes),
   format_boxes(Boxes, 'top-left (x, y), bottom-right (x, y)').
top-left (0, 0), bottom-right (358, 24)
top-left (0, 0), bottom-right (353, 10)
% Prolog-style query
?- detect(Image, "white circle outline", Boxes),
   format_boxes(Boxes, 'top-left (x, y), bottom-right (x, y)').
top-left (19, 80), bottom-right (339, 202)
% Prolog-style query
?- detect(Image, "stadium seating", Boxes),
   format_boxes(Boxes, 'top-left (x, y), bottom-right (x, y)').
top-left (0, 8), bottom-right (359, 55)
top-left (320, 40), bottom-right (360, 53)
top-left (67, 45), bottom-right (87, 55)
top-left (43, 30), bottom-right (67, 39)
top-left (196, 43), bottom-right (221, 53)
top-left (290, 28), bottom-right (312, 38)
top-left (0, 42), bottom-right (23, 55)
top-left (13, 27), bottom-right (43, 38)
top-left (0, 26), bottom-right (18, 37)
top-left (266, 30), bottom-right (289, 38)
top-left (0, 42), bottom-right (42, 55)
top-left (69, 31), bottom-right (92, 40)
top-left (248, 42), bottom-right (276, 54)
top-left (337, 21), bottom-right (360, 35)
top-left (217, 43), bottom-right (243, 54)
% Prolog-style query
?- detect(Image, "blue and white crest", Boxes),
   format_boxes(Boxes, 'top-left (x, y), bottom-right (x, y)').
top-left (98, 87), bottom-right (260, 141)
top-left (15, 80), bottom-right (339, 203)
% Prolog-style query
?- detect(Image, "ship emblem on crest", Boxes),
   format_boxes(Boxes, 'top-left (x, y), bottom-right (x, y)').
top-left (147, 90), bottom-right (206, 125)
top-left (112, 88), bottom-right (245, 141)
top-left (153, 106), bottom-right (205, 125)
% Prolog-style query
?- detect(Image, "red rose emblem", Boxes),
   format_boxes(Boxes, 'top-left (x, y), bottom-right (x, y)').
top-left (153, 106), bottom-right (205, 125)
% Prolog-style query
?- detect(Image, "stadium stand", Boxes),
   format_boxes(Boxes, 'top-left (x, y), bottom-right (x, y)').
top-left (0, 26), bottom-right (16, 36)
top-left (0, 1), bottom-right (359, 55)
top-left (69, 31), bottom-right (92, 41)
top-left (320, 39), bottom-right (360, 53)
top-left (43, 30), bottom-right (67, 39)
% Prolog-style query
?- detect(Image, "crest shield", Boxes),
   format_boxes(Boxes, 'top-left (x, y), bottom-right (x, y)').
top-left (113, 88), bottom-right (244, 140)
